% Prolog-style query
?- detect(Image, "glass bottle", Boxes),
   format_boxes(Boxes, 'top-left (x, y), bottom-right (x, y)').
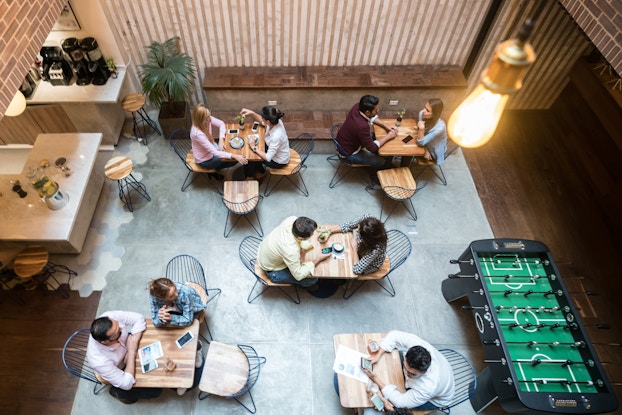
top-left (25, 166), bottom-right (59, 199)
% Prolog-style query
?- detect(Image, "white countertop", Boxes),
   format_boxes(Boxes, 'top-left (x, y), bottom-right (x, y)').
top-left (26, 69), bottom-right (126, 104)
top-left (0, 133), bottom-right (102, 242)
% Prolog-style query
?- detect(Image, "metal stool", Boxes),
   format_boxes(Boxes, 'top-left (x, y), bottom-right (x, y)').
top-left (122, 93), bottom-right (161, 144)
top-left (104, 156), bottom-right (151, 212)
top-left (13, 246), bottom-right (72, 298)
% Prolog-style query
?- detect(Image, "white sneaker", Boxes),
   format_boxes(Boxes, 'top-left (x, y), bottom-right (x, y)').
top-left (177, 388), bottom-right (187, 396)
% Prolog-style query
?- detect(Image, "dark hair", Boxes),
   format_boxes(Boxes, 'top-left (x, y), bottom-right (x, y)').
top-left (292, 216), bottom-right (318, 239)
top-left (149, 278), bottom-right (174, 299)
top-left (357, 216), bottom-right (387, 257)
top-left (90, 316), bottom-right (113, 342)
top-left (359, 95), bottom-right (380, 113)
top-left (424, 98), bottom-right (444, 132)
top-left (405, 345), bottom-right (432, 372)
top-left (259, 106), bottom-right (285, 125)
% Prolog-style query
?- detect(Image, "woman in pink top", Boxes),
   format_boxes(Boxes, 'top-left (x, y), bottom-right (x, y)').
top-left (190, 104), bottom-right (247, 171)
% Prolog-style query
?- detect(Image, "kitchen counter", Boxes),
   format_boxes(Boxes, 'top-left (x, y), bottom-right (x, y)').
top-left (27, 69), bottom-right (126, 104)
top-left (0, 133), bottom-right (104, 254)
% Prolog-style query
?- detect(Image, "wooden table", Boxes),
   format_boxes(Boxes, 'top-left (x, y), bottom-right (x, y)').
top-left (333, 333), bottom-right (405, 408)
top-left (133, 319), bottom-right (200, 388)
top-left (375, 119), bottom-right (424, 157)
top-left (223, 123), bottom-right (265, 162)
top-left (302, 225), bottom-right (390, 280)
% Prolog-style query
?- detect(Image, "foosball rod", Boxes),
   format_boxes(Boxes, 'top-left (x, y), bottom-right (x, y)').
top-left (450, 259), bottom-right (474, 265)
top-left (517, 379), bottom-right (598, 386)
top-left (488, 288), bottom-right (598, 296)
top-left (505, 340), bottom-right (586, 347)
top-left (513, 358), bottom-right (595, 368)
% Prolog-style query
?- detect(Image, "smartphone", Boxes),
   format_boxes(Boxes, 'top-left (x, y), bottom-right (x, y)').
top-left (402, 135), bottom-right (414, 143)
top-left (175, 330), bottom-right (194, 349)
top-left (361, 357), bottom-right (373, 371)
top-left (321, 247), bottom-right (332, 254)
top-left (228, 129), bottom-right (239, 135)
top-left (370, 393), bottom-right (385, 410)
top-left (141, 359), bottom-right (158, 374)
top-left (251, 121), bottom-right (260, 132)
top-left (168, 307), bottom-right (183, 316)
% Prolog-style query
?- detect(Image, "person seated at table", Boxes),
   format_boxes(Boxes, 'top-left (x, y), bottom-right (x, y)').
top-left (405, 98), bottom-right (448, 167)
top-left (319, 214), bottom-right (387, 274)
top-left (148, 277), bottom-right (207, 327)
top-left (336, 95), bottom-right (398, 179)
top-left (361, 330), bottom-right (455, 413)
top-left (257, 216), bottom-right (331, 288)
top-left (190, 103), bottom-right (248, 178)
top-left (240, 106), bottom-right (290, 180)
top-left (87, 310), bottom-right (162, 404)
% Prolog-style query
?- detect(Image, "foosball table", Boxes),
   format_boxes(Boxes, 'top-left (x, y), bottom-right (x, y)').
top-left (442, 239), bottom-right (618, 414)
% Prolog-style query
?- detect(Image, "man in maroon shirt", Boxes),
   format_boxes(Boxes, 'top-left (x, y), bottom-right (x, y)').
top-left (336, 95), bottom-right (398, 170)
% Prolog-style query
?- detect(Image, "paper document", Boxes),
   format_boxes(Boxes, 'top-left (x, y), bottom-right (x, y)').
top-left (333, 344), bottom-right (369, 383)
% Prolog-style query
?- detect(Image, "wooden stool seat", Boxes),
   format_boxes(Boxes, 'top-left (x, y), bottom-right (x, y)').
top-left (199, 341), bottom-right (248, 396)
top-left (13, 246), bottom-right (48, 280)
top-left (222, 181), bottom-right (263, 237)
top-left (377, 167), bottom-right (417, 200)
top-left (104, 156), bottom-right (133, 181)
top-left (253, 262), bottom-right (294, 287)
top-left (185, 282), bottom-right (209, 324)
top-left (121, 93), bottom-right (147, 112)
top-left (268, 149), bottom-right (302, 176)
top-left (186, 150), bottom-right (217, 174)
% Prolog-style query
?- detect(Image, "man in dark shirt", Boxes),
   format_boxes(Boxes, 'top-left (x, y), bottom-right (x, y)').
top-left (336, 95), bottom-right (398, 169)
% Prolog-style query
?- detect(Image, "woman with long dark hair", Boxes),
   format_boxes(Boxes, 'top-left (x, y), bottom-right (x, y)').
top-left (415, 98), bottom-right (448, 164)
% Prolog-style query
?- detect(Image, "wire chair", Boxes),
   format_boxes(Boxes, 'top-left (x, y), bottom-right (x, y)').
top-left (62, 329), bottom-right (107, 394)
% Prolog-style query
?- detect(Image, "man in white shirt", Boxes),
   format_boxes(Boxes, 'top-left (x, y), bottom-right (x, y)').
top-left (362, 330), bottom-right (455, 413)
top-left (87, 310), bottom-right (162, 404)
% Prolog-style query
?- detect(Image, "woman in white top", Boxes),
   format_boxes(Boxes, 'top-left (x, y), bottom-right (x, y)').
top-left (240, 106), bottom-right (290, 179)
top-left (190, 104), bottom-right (247, 172)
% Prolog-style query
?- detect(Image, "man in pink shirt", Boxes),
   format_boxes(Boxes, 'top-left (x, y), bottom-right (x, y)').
top-left (87, 310), bottom-right (162, 404)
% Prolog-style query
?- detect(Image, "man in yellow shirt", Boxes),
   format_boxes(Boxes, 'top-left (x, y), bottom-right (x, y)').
top-left (257, 216), bottom-right (330, 287)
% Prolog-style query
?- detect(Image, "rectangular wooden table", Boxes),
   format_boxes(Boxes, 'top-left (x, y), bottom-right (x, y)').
top-left (223, 123), bottom-right (265, 162)
top-left (333, 332), bottom-right (405, 408)
top-left (133, 319), bottom-right (200, 388)
top-left (375, 118), bottom-right (423, 157)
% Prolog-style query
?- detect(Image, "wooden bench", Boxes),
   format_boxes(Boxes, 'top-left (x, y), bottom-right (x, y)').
top-left (203, 65), bottom-right (467, 139)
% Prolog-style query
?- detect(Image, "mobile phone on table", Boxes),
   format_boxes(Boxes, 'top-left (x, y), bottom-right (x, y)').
top-left (321, 247), bottom-right (332, 254)
top-left (175, 330), bottom-right (194, 349)
top-left (402, 135), bottom-right (414, 143)
top-left (228, 129), bottom-right (239, 135)
top-left (370, 393), bottom-right (385, 410)
top-left (251, 121), bottom-right (260, 132)
top-left (361, 357), bottom-right (373, 371)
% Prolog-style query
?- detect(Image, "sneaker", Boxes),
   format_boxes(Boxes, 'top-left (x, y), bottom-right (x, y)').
top-left (416, 180), bottom-right (428, 191)
top-left (176, 388), bottom-right (187, 396)
top-left (195, 342), bottom-right (204, 368)
top-left (109, 388), bottom-right (137, 404)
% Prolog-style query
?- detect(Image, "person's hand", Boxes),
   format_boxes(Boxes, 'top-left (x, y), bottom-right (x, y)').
top-left (389, 126), bottom-right (399, 134)
top-left (247, 137), bottom-right (255, 146)
top-left (240, 108), bottom-right (253, 116)
top-left (125, 332), bottom-right (141, 353)
top-left (235, 154), bottom-right (248, 165)
top-left (386, 129), bottom-right (397, 140)
top-left (158, 305), bottom-right (171, 323)
top-left (363, 367), bottom-right (377, 381)
top-left (417, 120), bottom-right (425, 130)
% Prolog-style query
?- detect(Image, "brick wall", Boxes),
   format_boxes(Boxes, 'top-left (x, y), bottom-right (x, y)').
top-left (560, 0), bottom-right (622, 76)
top-left (0, 0), bottom-right (66, 119)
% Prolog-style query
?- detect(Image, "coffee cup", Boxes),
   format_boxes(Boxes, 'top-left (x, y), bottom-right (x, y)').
top-left (368, 340), bottom-right (379, 353)
top-left (332, 242), bottom-right (344, 253)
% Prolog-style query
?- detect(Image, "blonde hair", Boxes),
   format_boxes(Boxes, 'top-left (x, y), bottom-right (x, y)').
top-left (191, 103), bottom-right (214, 143)
top-left (149, 277), bottom-right (174, 299)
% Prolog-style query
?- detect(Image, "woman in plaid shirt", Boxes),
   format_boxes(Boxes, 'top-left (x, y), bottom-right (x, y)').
top-left (322, 214), bottom-right (387, 274)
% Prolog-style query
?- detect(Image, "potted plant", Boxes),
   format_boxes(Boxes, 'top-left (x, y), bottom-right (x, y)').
top-left (139, 36), bottom-right (196, 138)
top-left (396, 108), bottom-right (406, 126)
top-left (234, 114), bottom-right (246, 130)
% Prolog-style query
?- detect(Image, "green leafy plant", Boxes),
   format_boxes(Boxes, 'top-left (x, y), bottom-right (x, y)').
top-left (139, 36), bottom-right (196, 116)
top-left (396, 108), bottom-right (406, 120)
top-left (234, 114), bottom-right (246, 125)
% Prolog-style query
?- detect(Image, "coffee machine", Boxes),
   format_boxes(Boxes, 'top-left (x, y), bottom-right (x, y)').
top-left (62, 38), bottom-right (92, 85)
top-left (79, 37), bottom-right (110, 85)
top-left (40, 46), bottom-right (73, 86)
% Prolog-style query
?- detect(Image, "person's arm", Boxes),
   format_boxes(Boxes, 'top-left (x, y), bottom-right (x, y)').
top-left (210, 116), bottom-right (227, 150)
top-left (281, 242), bottom-right (321, 281)
top-left (150, 295), bottom-right (170, 327)
top-left (123, 331), bottom-right (142, 381)
top-left (240, 108), bottom-right (262, 123)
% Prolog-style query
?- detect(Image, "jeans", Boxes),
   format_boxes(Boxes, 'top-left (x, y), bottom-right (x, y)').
top-left (346, 150), bottom-right (390, 169)
top-left (265, 268), bottom-right (318, 287)
top-left (198, 156), bottom-right (237, 170)
top-left (111, 386), bottom-right (162, 401)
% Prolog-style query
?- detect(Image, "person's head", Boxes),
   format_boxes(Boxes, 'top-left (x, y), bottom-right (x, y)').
top-left (259, 106), bottom-right (285, 125)
top-left (358, 95), bottom-right (380, 118)
top-left (357, 216), bottom-right (387, 256)
top-left (292, 216), bottom-right (318, 240)
top-left (192, 103), bottom-right (215, 139)
top-left (149, 278), bottom-right (178, 302)
top-left (421, 98), bottom-right (444, 129)
top-left (404, 345), bottom-right (432, 379)
top-left (90, 316), bottom-right (122, 345)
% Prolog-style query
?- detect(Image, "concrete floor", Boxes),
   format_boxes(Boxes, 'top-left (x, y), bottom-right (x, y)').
top-left (64, 127), bottom-right (510, 414)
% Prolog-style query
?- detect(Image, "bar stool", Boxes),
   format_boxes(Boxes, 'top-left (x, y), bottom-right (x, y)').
top-left (104, 156), bottom-right (151, 212)
top-left (122, 93), bottom-right (161, 145)
top-left (13, 246), bottom-right (72, 298)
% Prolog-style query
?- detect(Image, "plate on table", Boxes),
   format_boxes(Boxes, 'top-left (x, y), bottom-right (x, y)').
top-left (229, 136), bottom-right (244, 149)
top-left (248, 134), bottom-right (259, 145)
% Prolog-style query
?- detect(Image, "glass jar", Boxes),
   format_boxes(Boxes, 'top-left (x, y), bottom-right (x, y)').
top-left (25, 166), bottom-right (59, 199)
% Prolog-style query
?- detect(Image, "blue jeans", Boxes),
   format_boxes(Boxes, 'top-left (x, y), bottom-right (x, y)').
top-left (265, 268), bottom-right (318, 287)
top-left (346, 150), bottom-right (392, 169)
top-left (198, 156), bottom-right (237, 170)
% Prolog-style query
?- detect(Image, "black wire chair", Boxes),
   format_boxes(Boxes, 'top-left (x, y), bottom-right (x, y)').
top-left (264, 132), bottom-right (315, 197)
top-left (436, 348), bottom-right (477, 414)
top-left (165, 254), bottom-right (222, 342)
top-left (222, 181), bottom-right (263, 238)
top-left (62, 329), bottom-right (107, 394)
top-left (413, 140), bottom-right (460, 186)
top-left (327, 123), bottom-right (371, 188)
top-left (343, 229), bottom-right (412, 299)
